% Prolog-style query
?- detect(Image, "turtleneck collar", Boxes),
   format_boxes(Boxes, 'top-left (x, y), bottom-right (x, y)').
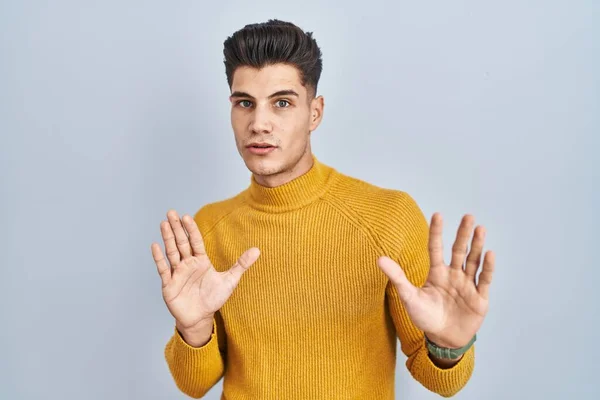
top-left (245, 154), bottom-right (337, 213)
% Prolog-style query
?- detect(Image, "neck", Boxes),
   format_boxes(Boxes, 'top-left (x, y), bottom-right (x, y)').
top-left (245, 152), bottom-right (337, 213)
top-left (253, 149), bottom-right (314, 188)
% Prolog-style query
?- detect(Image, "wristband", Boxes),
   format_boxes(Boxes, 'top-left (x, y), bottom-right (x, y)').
top-left (425, 334), bottom-right (477, 360)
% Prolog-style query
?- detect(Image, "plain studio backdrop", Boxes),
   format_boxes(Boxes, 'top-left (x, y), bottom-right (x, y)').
top-left (1, 1), bottom-right (598, 399)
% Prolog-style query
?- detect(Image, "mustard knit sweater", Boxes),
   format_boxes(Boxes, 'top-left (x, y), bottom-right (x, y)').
top-left (164, 155), bottom-right (475, 399)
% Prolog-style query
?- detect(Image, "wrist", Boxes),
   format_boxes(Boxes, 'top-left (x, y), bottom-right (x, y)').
top-left (428, 352), bottom-right (463, 369)
top-left (176, 316), bottom-right (214, 347)
top-left (424, 333), bottom-right (471, 349)
top-left (176, 315), bottom-right (214, 330)
top-left (424, 333), bottom-right (476, 362)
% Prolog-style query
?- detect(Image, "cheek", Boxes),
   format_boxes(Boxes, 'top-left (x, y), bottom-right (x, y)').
top-left (230, 110), bottom-right (241, 127)
top-left (282, 111), bottom-right (310, 135)
top-left (231, 112), bottom-right (247, 138)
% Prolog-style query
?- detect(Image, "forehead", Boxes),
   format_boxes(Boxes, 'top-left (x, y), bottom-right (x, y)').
top-left (231, 64), bottom-right (307, 98)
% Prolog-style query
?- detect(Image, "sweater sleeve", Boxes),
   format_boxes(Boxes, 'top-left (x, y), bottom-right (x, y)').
top-left (381, 191), bottom-right (475, 398)
top-left (164, 312), bottom-right (227, 398)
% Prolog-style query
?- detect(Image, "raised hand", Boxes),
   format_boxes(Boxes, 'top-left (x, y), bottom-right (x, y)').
top-left (151, 210), bottom-right (260, 333)
top-left (377, 213), bottom-right (495, 349)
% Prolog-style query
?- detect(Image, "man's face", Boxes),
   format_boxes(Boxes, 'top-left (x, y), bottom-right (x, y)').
top-left (229, 63), bottom-right (323, 179)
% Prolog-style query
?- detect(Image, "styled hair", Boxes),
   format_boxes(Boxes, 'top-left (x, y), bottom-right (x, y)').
top-left (223, 19), bottom-right (323, 98)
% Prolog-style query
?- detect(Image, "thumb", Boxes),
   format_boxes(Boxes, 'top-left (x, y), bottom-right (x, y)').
top-left (377, 256), bottom-right (418, 304)
top-left (226, 247), bottom-right (261, 283)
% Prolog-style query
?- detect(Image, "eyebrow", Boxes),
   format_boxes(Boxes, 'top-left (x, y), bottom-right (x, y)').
top-left (230, 89), bottom-right (300, 100)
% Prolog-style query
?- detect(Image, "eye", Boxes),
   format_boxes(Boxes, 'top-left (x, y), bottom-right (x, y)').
top-left (275, 99), bottom-right (290, 108)
top-left (237, 100), bottom-right (253, 108)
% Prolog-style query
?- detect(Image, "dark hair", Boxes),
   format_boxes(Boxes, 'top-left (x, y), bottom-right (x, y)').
top-left (223, 19), bottom-right (323, 98)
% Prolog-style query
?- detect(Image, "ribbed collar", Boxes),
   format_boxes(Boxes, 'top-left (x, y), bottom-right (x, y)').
top-left (245, 154), bottom-right (337, 213)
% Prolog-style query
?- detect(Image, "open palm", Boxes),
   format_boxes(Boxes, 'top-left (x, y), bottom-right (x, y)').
top-left (151, 210), bottom-right (260, 330)
top-left (377, 213), bottom-right (495, 348)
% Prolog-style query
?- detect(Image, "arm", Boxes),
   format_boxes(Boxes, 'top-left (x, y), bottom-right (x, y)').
top-left (386, 281), bottom-right (475, 397)
top-left (381, 192), bottom-right (475, 397)
top-left (164, 312), bottom-right (227, 398)
top-left (152, 209), bottom-right (259, 398)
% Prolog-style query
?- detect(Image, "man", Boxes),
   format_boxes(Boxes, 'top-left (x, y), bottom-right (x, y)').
top-left (151, 19), bottom-right (495, 399)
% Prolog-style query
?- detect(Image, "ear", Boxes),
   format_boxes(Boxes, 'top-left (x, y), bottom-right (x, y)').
top-left (309, 95), bottom-right (325, 131)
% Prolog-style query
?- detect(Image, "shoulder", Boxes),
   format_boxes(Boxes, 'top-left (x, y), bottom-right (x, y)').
top-left (327, 170), bottom-right (429, 253)
top-left (328, 170), bottom-right (424, 223)
top-left (193, 191), bottom-right (248, 236)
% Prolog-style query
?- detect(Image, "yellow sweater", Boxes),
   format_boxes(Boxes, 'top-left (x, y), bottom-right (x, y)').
top-left (164, 155), bottom-right (475, 399)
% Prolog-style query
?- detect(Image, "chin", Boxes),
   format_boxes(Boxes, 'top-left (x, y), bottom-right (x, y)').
top-left (242, 154), bottom-right (286, 176)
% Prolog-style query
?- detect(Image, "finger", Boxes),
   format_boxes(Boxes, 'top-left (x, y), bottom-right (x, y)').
top-left (161, 219), bottom-right (180, 266)
top-left (428, 213), bottom-right (445, 268)
top-left (376, 256), bottom-right (419, 305)
top-left (225, 247), bottom-right (261, 287)
top-left (167, 210), bottom-right (193, 260)
top-left (465, 225), bottom-right (486, 281)
top-left (183, 214), bottom-right (207, 256)
top-left (477, 250), bottom-right (495, 299)
top-left (151, 242), bottom-right (172, 288)
top-left (450, 214), bottom-right (475, 270)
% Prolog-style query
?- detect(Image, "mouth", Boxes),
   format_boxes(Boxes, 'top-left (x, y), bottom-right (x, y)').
top-left (246, 143), bottom-right (276, 149)
top-left (246, 143), bottom-right (277, 155)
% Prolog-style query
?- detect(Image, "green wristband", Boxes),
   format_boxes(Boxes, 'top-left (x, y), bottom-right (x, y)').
top-left (425, 334), bottom-right (477, 360)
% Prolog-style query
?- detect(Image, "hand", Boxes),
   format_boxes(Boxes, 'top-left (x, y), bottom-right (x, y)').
top-left (151, 210), bottom-right (260, 331)
top-left (377, 213), bottom-right (495, 348)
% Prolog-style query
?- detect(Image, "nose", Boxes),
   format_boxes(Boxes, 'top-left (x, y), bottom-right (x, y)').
top-left (249, 106), bottom-right (273, 134)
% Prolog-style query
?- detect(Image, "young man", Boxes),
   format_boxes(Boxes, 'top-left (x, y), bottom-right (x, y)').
top-left (151, 19), bottom-right (495, 399)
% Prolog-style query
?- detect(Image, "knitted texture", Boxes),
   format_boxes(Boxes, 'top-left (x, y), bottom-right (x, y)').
top-left (165, 155), bottom-right (474, 399)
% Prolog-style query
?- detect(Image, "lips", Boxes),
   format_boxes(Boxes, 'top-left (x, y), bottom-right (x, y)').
top-left (246, 143), bottom-right (277, 155)
top-left (247, 143), bottom-right (275, 148)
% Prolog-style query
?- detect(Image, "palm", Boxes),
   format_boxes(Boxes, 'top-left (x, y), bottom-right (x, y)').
top-left (378, 213), bottom-right (495, 348)
top-left (152, 210), bottom-right (260, 330)
top-left (162, 255), bottom-right (221, 329)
